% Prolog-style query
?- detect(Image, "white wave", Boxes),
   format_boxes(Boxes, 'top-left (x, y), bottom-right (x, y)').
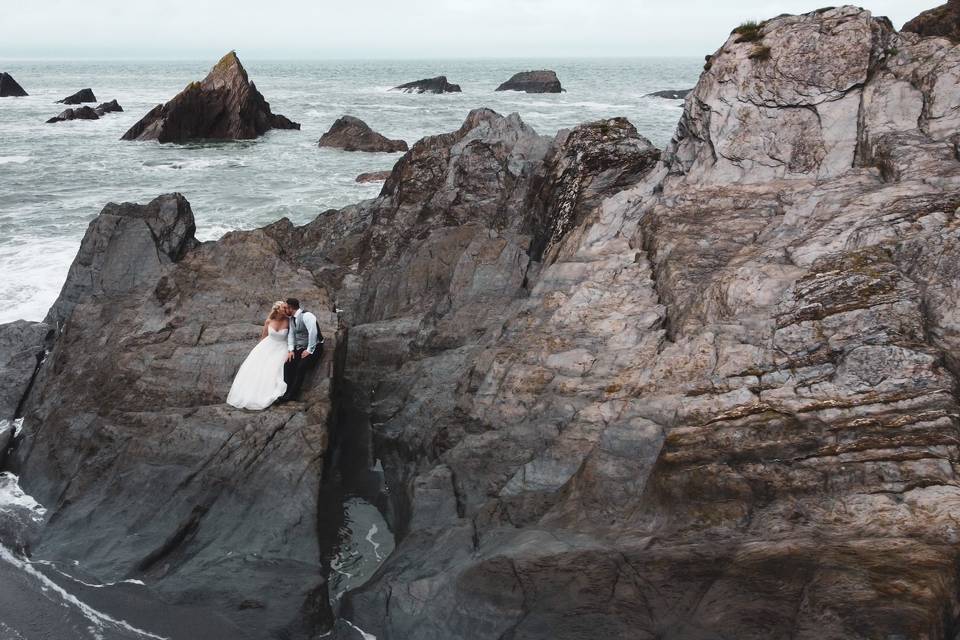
top-left (365, 524), bottom-right (382, 561)
top-left (13, 418), bottom-right (24, 438)
top-left (29, 559), bottom-right (146, 589)
top-left (0, 472), bottom-right (46, 523)
top-left (343, 619), bottom-right (377, 640)
top-left (0, 156), bottom-right (30, 165)
top-left (0, 545), bottom-right (167, 640)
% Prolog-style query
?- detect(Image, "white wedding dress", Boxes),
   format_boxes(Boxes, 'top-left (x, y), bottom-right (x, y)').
top-left (226, 327), bottom-right (288, 410)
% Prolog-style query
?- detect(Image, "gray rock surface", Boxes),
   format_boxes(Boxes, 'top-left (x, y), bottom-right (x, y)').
top-left (391, 75), bottom-right (462, 94)
top-left (318, 115), bottom-right (409, 152)
top-left (0, 321), bottom-right (49, 422)
top-left (0, 72), bottom-right (27, 97)
top-left (495, 69), bottom-right (563, 93)
top-left (13, 194), bottom-right (343, 638)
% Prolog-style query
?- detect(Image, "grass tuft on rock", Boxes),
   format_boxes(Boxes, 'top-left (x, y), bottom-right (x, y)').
top-left (749, 44), bottom-right (772, 62)
top-left (733, 20), bottom-right (764, 43)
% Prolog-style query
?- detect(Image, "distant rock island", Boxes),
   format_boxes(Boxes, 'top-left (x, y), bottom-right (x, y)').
top-left (318, 115), bottom-right (408, 152)
top-left (57, 88), bottom-right (96, 104)
top-left (121, 51), bottom-right (300, 143)
top-left (647, 88), bottom-right (692, 99)
top-left (356, 170), bottom-right (393, 183)
top-left (903, 0), bottom-right (960, 41)
top-left (391, 76), bottom-right (462, 94)
top-left (94, 99), bottom-right (122, 116)
top-left (46, 106), bottom-right (100, 123)
top-left (0, 72), bottom-right (28, 97)
top-left (495, 70), bottom-right (563, 93)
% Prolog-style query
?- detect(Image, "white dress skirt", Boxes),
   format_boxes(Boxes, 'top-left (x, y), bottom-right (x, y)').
top-left (226, 327), bottom-right (288, 410)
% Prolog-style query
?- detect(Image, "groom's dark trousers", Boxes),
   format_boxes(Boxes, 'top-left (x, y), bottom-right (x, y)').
top-left (282, 347), bottom-right (320, 401)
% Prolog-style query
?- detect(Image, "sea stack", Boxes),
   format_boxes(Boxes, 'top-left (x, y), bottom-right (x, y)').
top-left (0, 73), bottom-right (28, 97)
top-left (495, 70), bottom-right (563, 93)
top-left (903, 0), bottom-right (960, 42)
top-left (391, 76), bottom-right (462, 94)
top-left (318, 116), bottom-right (408, 152)
top-left (45, 106), bottom-right (100, 123)
top-left (57, 89), bottom-right (96, 104)
top-left (94, 100), bottom-right (123, 115)
top-left (121, 51), bottom-right (300, 143)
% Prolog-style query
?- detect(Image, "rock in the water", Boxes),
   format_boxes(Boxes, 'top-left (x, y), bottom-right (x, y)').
top-left (647, 88), bottom-right (692, 99)
top-left (93, 99), bottom-right (123, 115)
top-left (0, 322), bottom-right (49, 423)
top-left (355, 170), bottom-right (393, 183)
top-left (903, 0), bottom-right (960, 42)
top-left (0, 73), bottom-right (28, 97)
top-left (57, 88), bottom-right (96, 104)
top-left (121, 51), bottom-right (300, 143)
top-left (45, 106), bottom-right (99, 123)
top-left (318, 115), bottom-right (408, 152)
top-left (495, 69), bottom-right (563, 93)
top-left (391, 75), bottom-right (462, 94)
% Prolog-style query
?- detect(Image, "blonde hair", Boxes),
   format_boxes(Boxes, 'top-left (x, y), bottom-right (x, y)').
top-left (267, 300), bottom-right (287, 320)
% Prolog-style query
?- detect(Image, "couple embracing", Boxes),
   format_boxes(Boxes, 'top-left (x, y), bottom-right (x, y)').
top-left (226, 298), bottom-right (324, 411)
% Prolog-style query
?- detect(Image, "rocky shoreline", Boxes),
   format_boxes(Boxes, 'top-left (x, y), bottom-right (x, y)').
top-left (4, 4), bottom-right (960, 639)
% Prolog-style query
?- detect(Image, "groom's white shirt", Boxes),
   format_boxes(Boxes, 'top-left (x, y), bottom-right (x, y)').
top-left (287, 308), bottom-right (320, 354)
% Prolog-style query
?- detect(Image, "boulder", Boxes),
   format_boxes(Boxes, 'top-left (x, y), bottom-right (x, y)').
top-left (355, 170), bottom-right (392, 183)
top-left (121, 51), bottom-right (300, 143)
top-left (57, 88), bottom-right (96, 104)
top-left (45, 106), bottom-right (100, 123)
top-left (0, 73), bottom-right (28, 97)
top-left (495, 69), bottom-right (563, 93)
top-left (903, 0), bottom-right (960, 42)
top-left (647, 88), bottom-right (692, 99)
top-left (391, 75), bottom-right (462, 94)
top-left (94, 99), bottom-right (123, 115)
top-left (318, 115), bottom-right (408, 152)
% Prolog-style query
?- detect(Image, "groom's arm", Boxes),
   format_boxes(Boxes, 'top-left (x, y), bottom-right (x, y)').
top-left (305, 313), bottom-right (320, 354)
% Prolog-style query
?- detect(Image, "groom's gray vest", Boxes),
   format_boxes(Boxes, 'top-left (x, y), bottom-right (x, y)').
top-left (291, 311), bottom-right (311, 349)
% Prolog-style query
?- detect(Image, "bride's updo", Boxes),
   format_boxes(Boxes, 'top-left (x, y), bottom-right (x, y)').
top-left (268, 300), bottom-right (287, 320)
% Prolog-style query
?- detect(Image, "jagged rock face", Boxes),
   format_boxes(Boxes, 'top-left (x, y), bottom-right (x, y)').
top-left (0, 72), bottom-right (27, 97)
top-left (903, 0), bottom-right (960, 42)
top-left (496, 70), bottom-right (563, 93)
top-left (94, 99), bottom-right (123, 115)
top-left (392, 75), bottom-right (462, 93)
top-left (318, 115), bottom-right (409, 152)
top-left (0, 322), bottom-right (49, 423)
top-left (121, 52), bottom-right (300, 143)
top-left (57, 88), bottom-right (96, 104)
top-left (323, 7), bottom-right (960, 640)
top-left (13, 194), bottom-right (342, 638)
top-left (45, 106), bottom-right (99, 123)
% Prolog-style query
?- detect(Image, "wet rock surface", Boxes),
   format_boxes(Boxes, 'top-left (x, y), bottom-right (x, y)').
top-left (318, 115), bottom-right (409, 153)
top-left (45, 106), bottom-right (100, 123)
top-left (495, 69), bottom-right (563, 93)
top-left (7, 6), bottom-right (960, 640)
top-left (0, 321), bottom-right (48, 422)
top-left (0, 72), bottom-right (28, 97)
top-left (94, 99), bottom-right (123, 115)
top-left (647, 88), bottom-right (691, 99)
top-left (57, 88), bottom-right (96, 104)
top-left (903, 0), bottom-right (960, 42)
top-left (121, 51), bottom-right (300, 143)
top-left (391, 75), bottom-right (462, 93)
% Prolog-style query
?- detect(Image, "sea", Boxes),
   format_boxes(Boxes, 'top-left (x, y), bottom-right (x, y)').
top-left (0, 57), bottom-right (701, 325)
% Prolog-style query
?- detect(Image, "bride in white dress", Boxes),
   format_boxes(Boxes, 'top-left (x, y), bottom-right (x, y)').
top-left (227, 301), bottom-right (290, 410)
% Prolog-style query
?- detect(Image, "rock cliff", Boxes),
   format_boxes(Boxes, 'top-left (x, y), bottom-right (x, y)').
top-left (121, 52), bottom-right (300, 143)
top-left (6, 5), bottom-right (960, 640)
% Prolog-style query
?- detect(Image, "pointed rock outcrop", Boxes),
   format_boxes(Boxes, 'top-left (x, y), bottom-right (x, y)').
top-left (0, 72), bottom-right (28, 97)
top-left (903, 0), bottom-right (960, 42)
top-left (57, 88), bottom-right (96, 104)
top-left (121, 51), bottom-right (300, 143)
top-left (495, 70), bottom-right (563, 93)
top-left (391, 75), bottom-right (462, 94)
top-left (318, 115), bottom-right (408, 152)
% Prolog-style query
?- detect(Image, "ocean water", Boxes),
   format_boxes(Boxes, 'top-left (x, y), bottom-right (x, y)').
top-left (0, 58), bottom-right (701, 324)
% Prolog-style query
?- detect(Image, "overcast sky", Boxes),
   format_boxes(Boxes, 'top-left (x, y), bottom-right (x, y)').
top-left (0, 0), bottom-right (942, 59)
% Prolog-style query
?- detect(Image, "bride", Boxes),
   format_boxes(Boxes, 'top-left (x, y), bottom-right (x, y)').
top-left (226, 301), bottom-right (290, 410)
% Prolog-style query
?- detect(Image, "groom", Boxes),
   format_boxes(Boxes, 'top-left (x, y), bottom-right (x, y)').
top-left (279, 297), bottom-right (323, 402)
